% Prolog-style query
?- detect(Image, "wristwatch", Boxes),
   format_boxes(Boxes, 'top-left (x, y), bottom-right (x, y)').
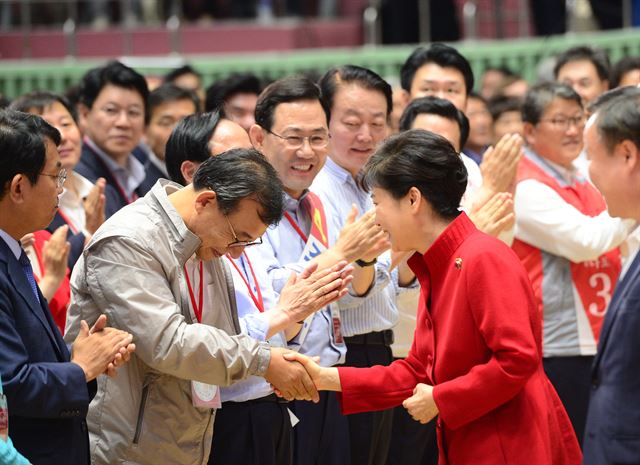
top-left (355, 258), bottom-right (377, 267)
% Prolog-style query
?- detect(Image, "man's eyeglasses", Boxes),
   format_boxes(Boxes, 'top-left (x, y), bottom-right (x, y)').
top-left (539, 115), bottom-right (586, 131)
top-left (266, 129), bottom-right (330, 150)
top-left (40, 168), bottom-right (67, 188)
top-left (224, 214), bottom-right (263, 248)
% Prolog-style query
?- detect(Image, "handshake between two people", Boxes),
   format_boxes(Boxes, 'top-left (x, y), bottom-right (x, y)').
top-left (264, 349), bottom-right (440, 425)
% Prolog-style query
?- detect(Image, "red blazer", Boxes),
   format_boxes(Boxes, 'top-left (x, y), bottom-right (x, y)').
top-left (338, 213), bottom-right (581, 465)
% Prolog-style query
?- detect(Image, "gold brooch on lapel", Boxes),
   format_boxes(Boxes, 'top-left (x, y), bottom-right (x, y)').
top-left (455, 257), bottom-right (463, 270)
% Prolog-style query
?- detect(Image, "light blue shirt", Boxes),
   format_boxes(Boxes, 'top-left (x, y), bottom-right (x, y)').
top-left (84, 136), bottom-right (146, 199)
top-left (253, 191), bottom-right (346, 367)
top-left (0, 231), bottom-right (20, 261)
top-left (220, 249), bottom-right (286, 402)
top-left (0, 376), bottom-right (30, 465)
top-left (311, 158), bottom-right (400, 336)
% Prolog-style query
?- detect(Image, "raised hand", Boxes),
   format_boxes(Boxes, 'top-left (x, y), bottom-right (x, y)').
top-left (468, 192), bottom-right (515, 238)
top-left (19, 233), bottom-right (36, 249)
top-left (479, 133), bottom-right (523, 195)
top-left (39, 225), bottom-right (70, 301)
top-left (277, 261), bottom-right (354, 323)
top-left (334, 206), bottom-right (391, 264)
top-left (403, 383), bottom-right (439, 424)
top-left (84, 177), bottom-right (106, 235)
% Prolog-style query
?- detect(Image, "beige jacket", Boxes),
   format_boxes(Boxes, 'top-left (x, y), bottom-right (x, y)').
top-left (65, 180), bottom-right (270, 465)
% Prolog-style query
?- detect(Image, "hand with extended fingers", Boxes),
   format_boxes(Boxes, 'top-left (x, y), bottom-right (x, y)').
top-left (334, 206), bottom-right (391, 264)
top-left (479, 133), bottom-right (523, 195)
top-left (468, 192), bottom-right (515, 238)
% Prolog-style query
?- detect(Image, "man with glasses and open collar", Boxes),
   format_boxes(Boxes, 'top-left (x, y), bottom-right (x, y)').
top-left (249, 76), bottom-right (390, 465)
top-left (512, 82), bottom-right (634, 447)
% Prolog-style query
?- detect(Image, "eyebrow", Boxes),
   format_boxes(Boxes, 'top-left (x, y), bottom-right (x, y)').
top-left (420, 79), bottom-right (463, 86)
top-left (343, 109), bottom-right (386, 118)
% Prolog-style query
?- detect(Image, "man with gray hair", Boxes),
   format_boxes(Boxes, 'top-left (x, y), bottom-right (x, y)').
top-left (582, 88), bottom-right (640, 465)
top-left (65, 149), bottom-right (349, 465)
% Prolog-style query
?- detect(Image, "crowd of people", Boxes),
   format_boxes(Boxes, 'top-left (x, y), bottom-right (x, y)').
top-left (1, 40), bottom-right (640, 465)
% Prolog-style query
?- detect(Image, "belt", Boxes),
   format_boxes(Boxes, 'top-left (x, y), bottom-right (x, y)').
top-left (232, 393), bottom-right (289, 405)
top-left (344, 329), bottom-right (394, 346)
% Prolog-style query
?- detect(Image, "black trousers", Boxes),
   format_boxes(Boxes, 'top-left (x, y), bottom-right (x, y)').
top-left (209, 394), bottom-right (293, 465)
top-left (543, 355), bottom-right (595, 447)
top-left (291, 391), bottom-right (350, 465)
top-left (343, 333), bottom-right (395, 465)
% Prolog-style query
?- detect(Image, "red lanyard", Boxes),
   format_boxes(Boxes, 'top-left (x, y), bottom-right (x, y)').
top-left (184, 260), bottom-right (204, 322)
top-left (227, 253), bottom-right (265, 313)
top-left (284, 212), bottom-right (308, 244)
top-left (56, 209), bottom-right (80, 235)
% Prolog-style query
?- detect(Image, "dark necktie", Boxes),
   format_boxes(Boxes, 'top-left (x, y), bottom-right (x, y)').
top-left (18, 249), bottom-right (40, 304)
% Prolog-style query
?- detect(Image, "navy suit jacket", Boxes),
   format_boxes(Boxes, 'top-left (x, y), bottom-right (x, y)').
top-left (0, 239), bottom-right (95, 465)
top-left (132, 144), bottom-right (165, 196)
top-left (584, 252), bottom-right (640, 465)
top-left (75, 143), bottom-right (141, 215)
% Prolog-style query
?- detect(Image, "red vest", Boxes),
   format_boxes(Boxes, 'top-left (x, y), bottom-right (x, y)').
top-left (512, 154), bottom-right (621, 355)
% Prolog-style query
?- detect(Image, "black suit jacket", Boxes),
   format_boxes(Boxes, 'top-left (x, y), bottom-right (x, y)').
top-left (76, 143), bottom-right (143, 215)
top-left (584, 252), bottom-right (640, 464)
top-left (132, 144), bottom-right (165, 195)
top-left (0, 238), bottom-right (95, 465)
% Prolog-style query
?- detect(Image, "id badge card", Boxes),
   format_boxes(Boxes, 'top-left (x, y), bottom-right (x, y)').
top-left (0, 393), bottom-right (8, 440)
top-left (191, 381), bottom-right (221, 409)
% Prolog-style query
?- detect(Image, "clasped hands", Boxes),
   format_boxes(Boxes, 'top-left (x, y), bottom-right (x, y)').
top-left (265, 350), bottom-right (439, 424)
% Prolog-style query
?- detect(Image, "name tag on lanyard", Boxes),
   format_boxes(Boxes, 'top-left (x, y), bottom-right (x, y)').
top-left (184, 260), bottom-right (222, 409)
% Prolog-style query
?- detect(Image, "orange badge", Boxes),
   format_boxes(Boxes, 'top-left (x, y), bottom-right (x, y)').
top-left (455, 257), bottom-right (463, 270)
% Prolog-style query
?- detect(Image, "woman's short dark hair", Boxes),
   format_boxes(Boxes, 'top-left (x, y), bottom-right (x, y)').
top-left (192, 147), bottom-right (284, 226)
top-left (318, 65), bottom-right (392, 120)
top-left (10, 91), bottom-right (77, 121)
top-left (364, 129), bottom-right (467, 220)
top-left (400, 43), bottom-right (474, 96)
top-left (0, 109), bottom-right (61, 199)
top-left (522, 82), bottom-right (582, 125)
top-left (165, 111), bottom-right (222, 186)
top-left (398, 96), bottom-right (470, 150)
top-left (255, 75), bottom-right (329, 131)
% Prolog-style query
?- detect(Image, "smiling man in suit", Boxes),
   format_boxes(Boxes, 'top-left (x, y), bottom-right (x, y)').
top-left (0, 109), bottom-right (134, 465)
top-left (583, 88), bottom-right (640, 465)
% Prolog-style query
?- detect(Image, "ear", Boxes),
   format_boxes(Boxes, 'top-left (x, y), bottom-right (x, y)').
top-left (77, 103), bottom-right (90, 132)
top-left (193, 189), bottom-right (217, 214)
top-left (8, 174), bottom-right (28, 203)
top-left (399, 89), bottom-right (411, 107)
top-left (522, 122), bottom-right (536, 146)
top-left (618, 139), bottom-right (639, 170)
top-left (180, 160), bottom-right (198, 185)
top-left (407, 186), bottom-right (422, 212)
top-left (248, 124), bottom-right (265, 150)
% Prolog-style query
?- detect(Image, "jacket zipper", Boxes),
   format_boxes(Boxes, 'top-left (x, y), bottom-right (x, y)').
top-left (133, 384), bottom-right (150, 444)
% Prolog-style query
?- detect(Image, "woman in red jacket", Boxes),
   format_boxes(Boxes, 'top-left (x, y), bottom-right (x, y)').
top-left (285, 129), bottom-right (581, 465)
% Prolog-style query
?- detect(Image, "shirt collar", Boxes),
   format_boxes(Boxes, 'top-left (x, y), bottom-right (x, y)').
top-left (139, 141), bottom-right (169, 177)
top-left (324, 157), bottom-right (352, 185)
top-left (0, 229), bottom-right (22, 260)
top-left (84, 136), bottom-right (146, 185)
top-left (524, 146), bottom-right (581, 185)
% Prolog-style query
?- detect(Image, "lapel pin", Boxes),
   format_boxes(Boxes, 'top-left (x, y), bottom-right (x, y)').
top-left (455, 257), bottom-right (463, 270)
